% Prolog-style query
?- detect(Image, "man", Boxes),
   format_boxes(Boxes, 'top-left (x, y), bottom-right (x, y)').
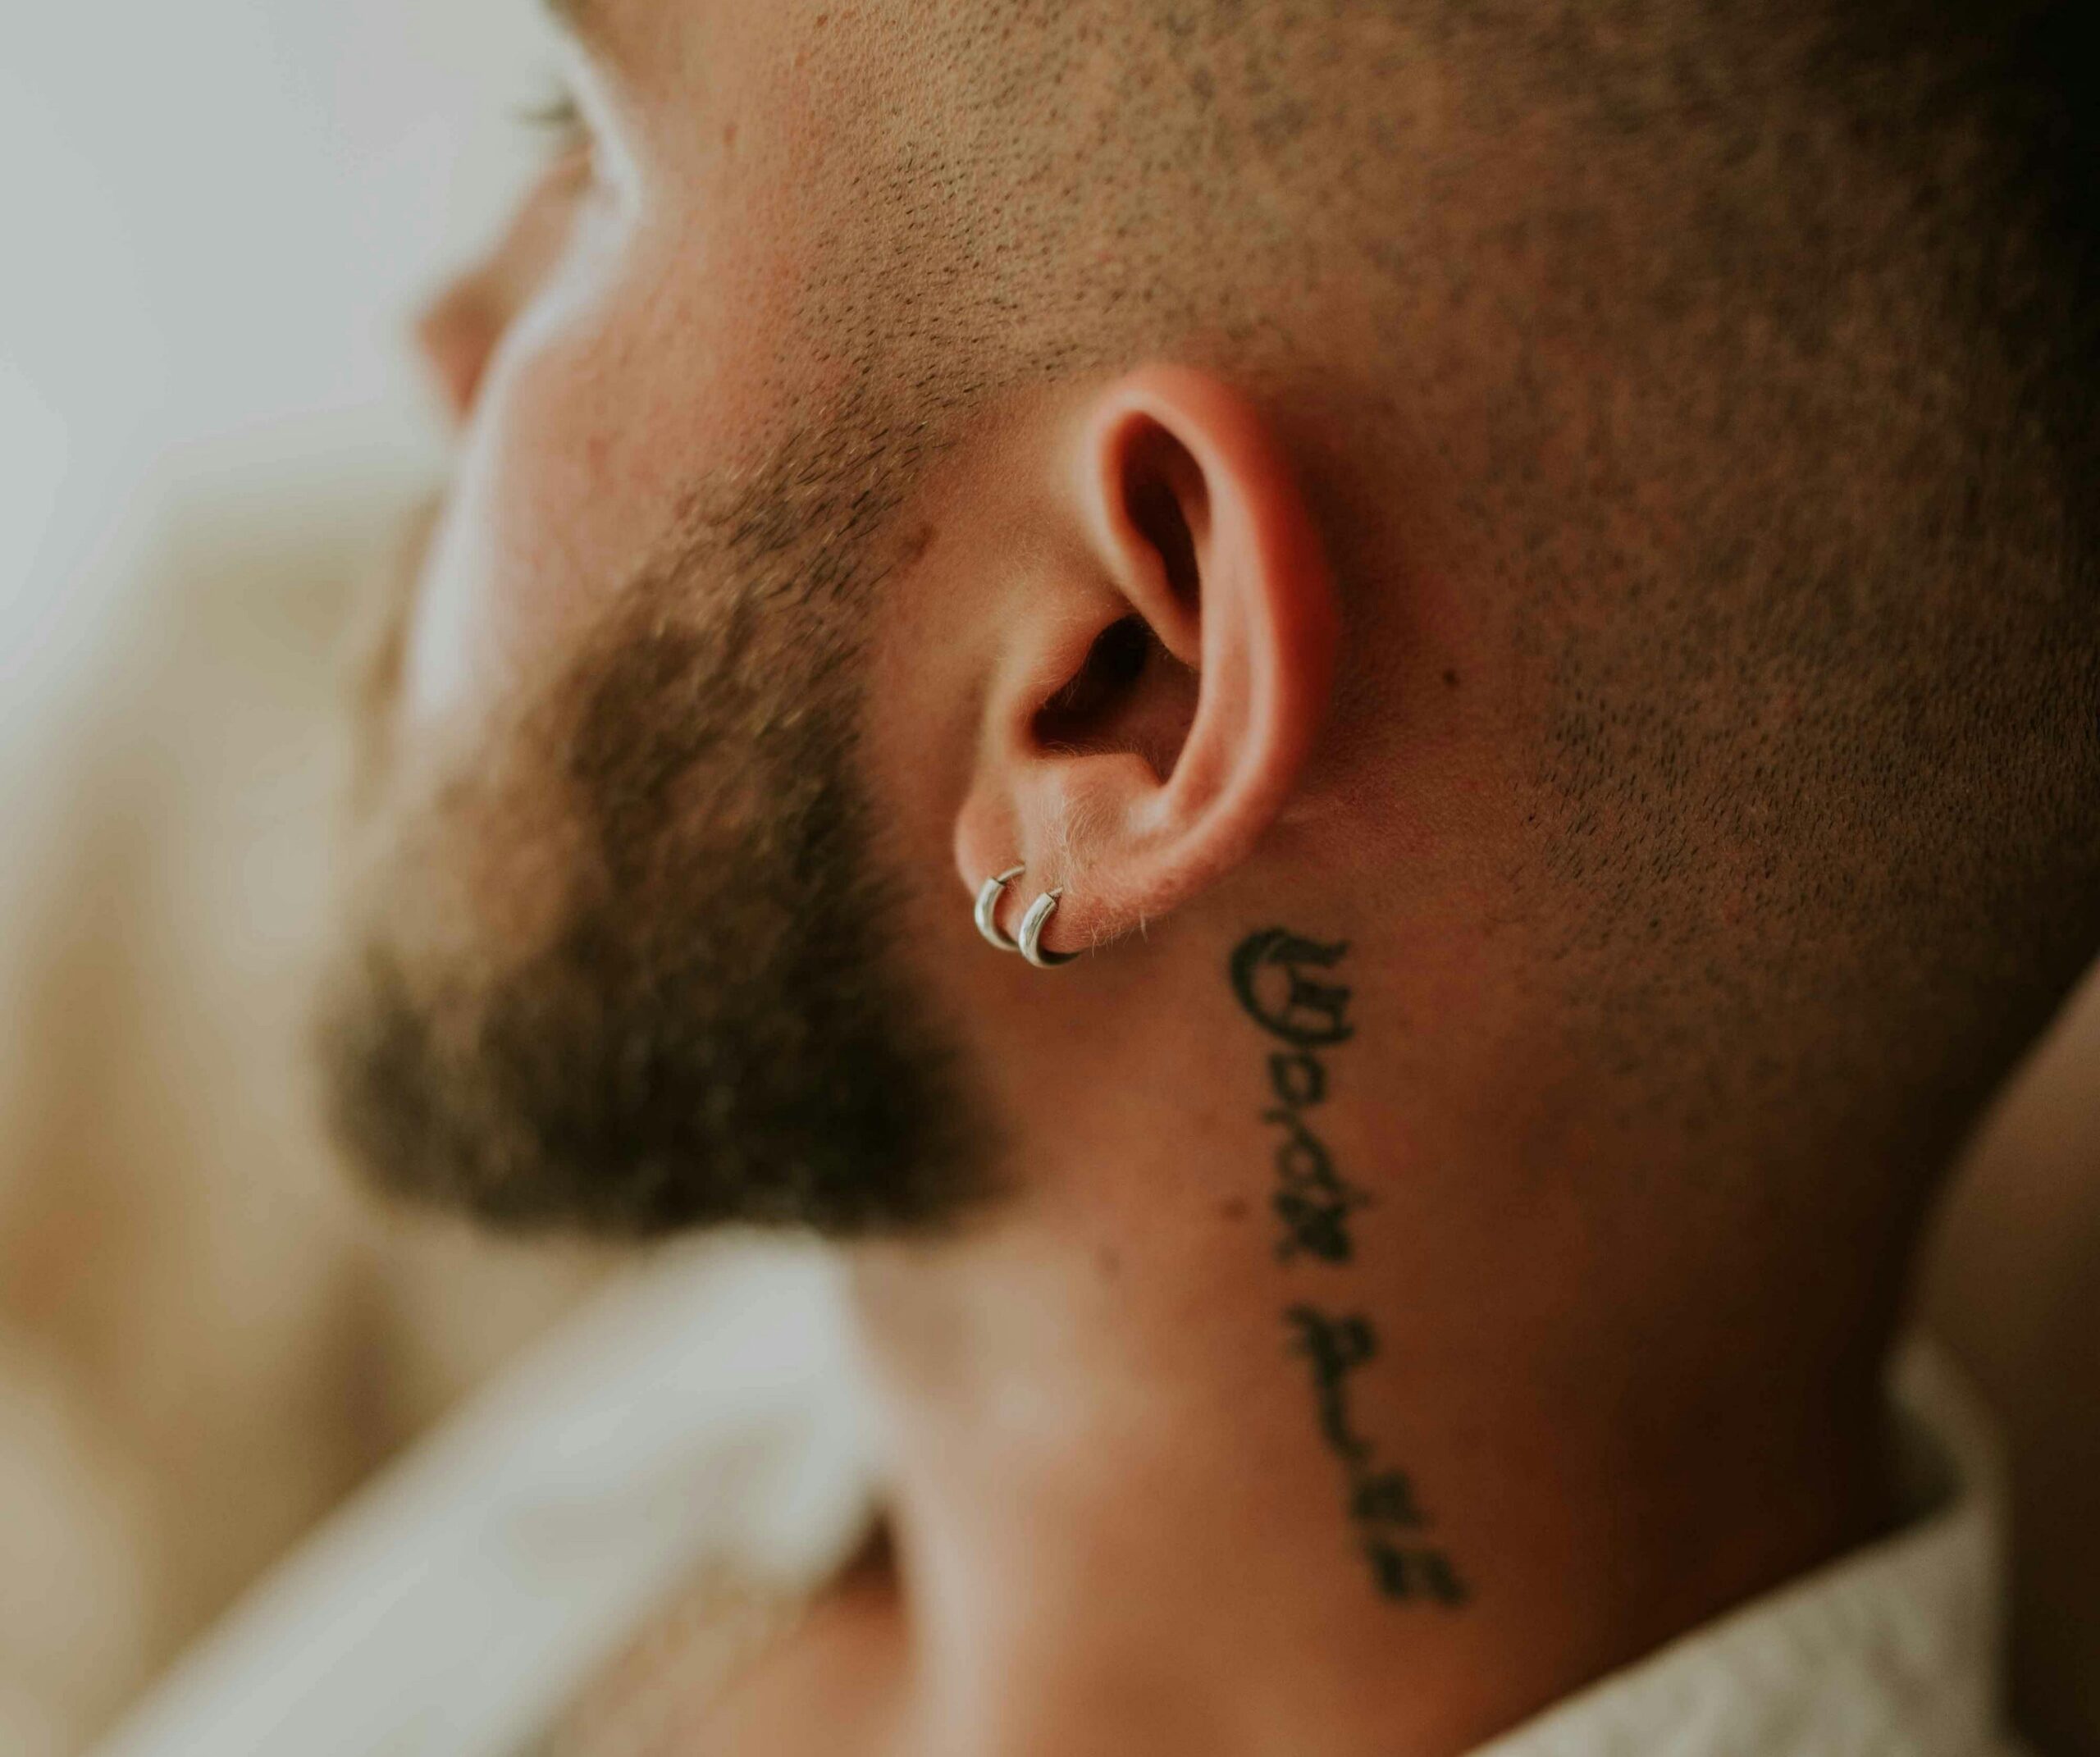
top-left (176, 0), bottom-right (2100, 1751)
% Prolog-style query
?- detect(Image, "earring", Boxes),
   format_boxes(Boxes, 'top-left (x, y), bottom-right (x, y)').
top-left (1018, 889), bottom-right (1080, 969)
top-left (974, 865), bottom-right (1026, 952)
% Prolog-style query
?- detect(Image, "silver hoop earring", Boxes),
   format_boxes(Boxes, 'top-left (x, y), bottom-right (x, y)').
top-left (974, 866), bottom-right (1026, 953)
top-left (1018, 889), bottom-right (1080, 969)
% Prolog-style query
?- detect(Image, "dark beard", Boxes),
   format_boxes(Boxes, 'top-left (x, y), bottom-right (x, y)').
top-left (315, 432), bottom-right (992, 1239)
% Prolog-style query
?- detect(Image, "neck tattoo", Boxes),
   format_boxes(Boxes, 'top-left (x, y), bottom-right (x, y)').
top-left (1230, 929), bottom-right (1469, 1609)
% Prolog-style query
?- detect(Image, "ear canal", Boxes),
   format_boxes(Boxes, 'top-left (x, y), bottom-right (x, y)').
top-left (1029, 613), bottom-right (1198, 786)
top-left (1033, 618), bottom-right (1154, 750)
top-left (1025, 419), bottom-right (1212, 779)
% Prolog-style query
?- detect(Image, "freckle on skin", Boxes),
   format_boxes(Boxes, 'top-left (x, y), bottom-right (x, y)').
top-left (1443, 669), bottom-right (1460, 688)
top-left (1218, 1198), bottom-right (1250, 1222)
top-left (723, 121), bottom-right (738, 149)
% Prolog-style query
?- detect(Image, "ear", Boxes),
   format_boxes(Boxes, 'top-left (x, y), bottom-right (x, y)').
top-left (955, 367), bottom-right (1338, 959)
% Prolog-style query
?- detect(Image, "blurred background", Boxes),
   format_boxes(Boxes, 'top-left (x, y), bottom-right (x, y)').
top-left (2, 2), bottom-right (2096, 1754)
top-left (1, 4), bottom-right (613, 1750)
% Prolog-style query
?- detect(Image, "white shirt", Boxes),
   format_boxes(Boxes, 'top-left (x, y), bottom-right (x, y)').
top-left (92, 1244), bottom-right (2019, 1757)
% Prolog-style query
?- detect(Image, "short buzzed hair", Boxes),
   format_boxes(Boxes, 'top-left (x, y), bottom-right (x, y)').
top-left (326, 0), bottom-right (2094, 1244)
top-left (802, 0), bottom-right (2098, 1180)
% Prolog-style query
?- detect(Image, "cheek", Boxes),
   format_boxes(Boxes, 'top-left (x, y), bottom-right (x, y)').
top-left (399, 249), bottom-right (772, 743)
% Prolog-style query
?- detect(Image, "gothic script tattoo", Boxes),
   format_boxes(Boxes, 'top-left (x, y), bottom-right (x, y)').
top-left (1230, 929), bottom-right (1369, 1264)
top-left (1232, 929), bottom-right (1468, 1609)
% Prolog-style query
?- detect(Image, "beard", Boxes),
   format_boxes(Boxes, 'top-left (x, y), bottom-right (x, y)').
top-left (314, 429), bottom-right (990, 1239)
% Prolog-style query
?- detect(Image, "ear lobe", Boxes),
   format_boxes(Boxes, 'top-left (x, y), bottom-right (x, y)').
top-left (956, 367), bottom-right (1338, 959)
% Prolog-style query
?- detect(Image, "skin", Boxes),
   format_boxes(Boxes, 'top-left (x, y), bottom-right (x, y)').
top-left (362, 2), bottom-right (2085, 1754)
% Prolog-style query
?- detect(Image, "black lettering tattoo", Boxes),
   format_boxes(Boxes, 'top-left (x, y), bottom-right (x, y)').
top-left (1284, 1304), bottom-right (1468, 1607)
top-left (1271, 1189), bottom-right (1359, 1266)
top-left (1286, 1304), bottom-right (1377, 1462)
top-left (1365, 1539), bottom-right (1469, 1608)
top-left (1265, 1103), bottom-right (1368, 1265)
top-left (1236, 932), bottom-right (1369, 1263)
top-left (1230, 929), bottom-right (1357, 1047)
top-left (1233, 929), bottom-right (1468, 1610)
top-left (1269, 1051), bottom-right (1327, 1107)
top-left (1351, 1468), bottom-right (1426, 1528)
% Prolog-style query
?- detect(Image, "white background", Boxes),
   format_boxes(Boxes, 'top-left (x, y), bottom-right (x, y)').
top-left (0, 0), bottom-right (555, 878)
top-left (0, 21), bottom-right (620, 1747)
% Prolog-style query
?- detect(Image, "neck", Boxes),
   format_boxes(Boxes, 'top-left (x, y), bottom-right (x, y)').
top-left (845, 1170), bottom-right (1898, 1757)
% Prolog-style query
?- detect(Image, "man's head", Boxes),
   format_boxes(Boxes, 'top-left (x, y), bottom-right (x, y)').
top-left (321, 0), bottom-right (2099, 1280)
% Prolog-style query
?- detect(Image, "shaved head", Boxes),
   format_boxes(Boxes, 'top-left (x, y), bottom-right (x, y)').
top-left (329, 0), bottom-right (2097, 1239)
top-left (313, 12), bottom-right (2100, 1741)
top-left (812, 0), bottom-right (2100, 1174)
